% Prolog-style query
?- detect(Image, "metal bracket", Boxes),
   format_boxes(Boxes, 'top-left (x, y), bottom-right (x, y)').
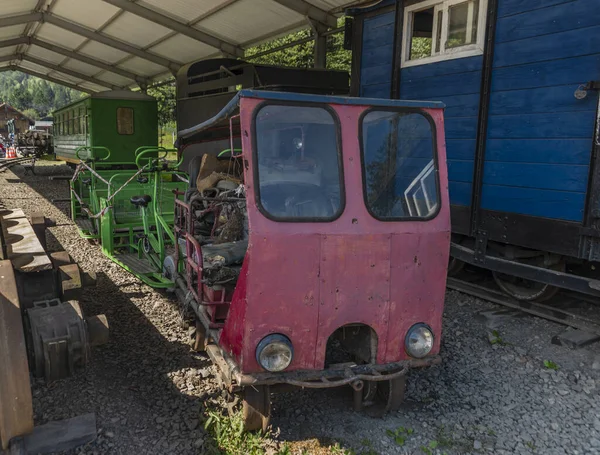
top-left (473, 230), bottom-right (488, 264)
top-left (574, 80), bottom-right (600, 99)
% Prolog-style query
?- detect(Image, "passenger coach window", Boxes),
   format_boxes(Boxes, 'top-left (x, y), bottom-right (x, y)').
top-left (361, 111), bottom-right (439, 220)
top-left (254, 104), bottom-right (343, 221)
top-left (117, 107), bottom-right (134, 135)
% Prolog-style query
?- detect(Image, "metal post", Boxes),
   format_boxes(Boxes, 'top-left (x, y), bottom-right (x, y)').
top-left (309, 19), bottom-right (328, 69)
top-left (314, 31), bottom-right (327, 68)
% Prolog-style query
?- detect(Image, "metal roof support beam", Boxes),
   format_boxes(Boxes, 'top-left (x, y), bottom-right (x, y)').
top-left (19, 54), bottom-right (123, 90)
top-left (2, 66), bottom-right (94, 93)
top-left (271, 0), bottom-right (337, 28)
top-left (30, 38), bottom-right (150, 86)
top-left (0, 37), bottom-right (30, 49)
top-left (0, 55), bottom-right (19, 64)
top-left (0, 12), bottom-right (42, 28)
top-left (43, 13), bottom-right (181, 73)
top-left (100, 0), bottom-right (244, 58)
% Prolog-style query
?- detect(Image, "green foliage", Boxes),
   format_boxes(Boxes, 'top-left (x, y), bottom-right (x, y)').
top-left (488, 329), bottom-right (507, 345)
top-left (148, 83), bottom-right (176, 126)
top-left (204, 409), bottom-right (272, 455)
top-left (543, 360), bottom-right (559, 370)
top-left (410, 37), bottom-right (433, 60)
top-left (420, 440), bottom-right (439, 455)
top-left (247, 18), bottom-right (351, 72)
top-left (0, 71), bottom-right (83, 118)
top-left (21, 108), bottom-right (39, 120)
top-left (386, 426), bottom-right (414, 447)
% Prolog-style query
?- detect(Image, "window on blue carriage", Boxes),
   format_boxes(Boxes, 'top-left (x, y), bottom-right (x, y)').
top-left (254, 104), bottom-right (343, 221)
top-left (405, 0), bottom-right (483, 64)
top-left (361, 110), bottom-right (439, 220)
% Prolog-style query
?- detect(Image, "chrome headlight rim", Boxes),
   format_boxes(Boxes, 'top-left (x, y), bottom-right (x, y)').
top-left (404, 323), bottom-right (434, 359)
top-left (256, 333), bottom-right (294, 372)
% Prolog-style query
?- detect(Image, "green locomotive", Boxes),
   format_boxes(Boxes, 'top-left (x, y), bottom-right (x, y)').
top-left (53, 90), bottom-right (158, 165)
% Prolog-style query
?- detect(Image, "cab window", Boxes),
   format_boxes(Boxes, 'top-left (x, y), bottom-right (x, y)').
top-left (254, 104), bottom-right (343, 221)
top-left (361, 110), bottom-right (439, 220)
top-left (117, 107), bottom-right (134, 135)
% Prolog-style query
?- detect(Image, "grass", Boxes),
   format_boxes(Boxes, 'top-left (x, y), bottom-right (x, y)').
top-left (543, 360), bottom-right (559, 370)
top-left (203, 409), bottom-right (273, 455)
top-left (488, 330), bottom-right (508, 346)
top-left (386, 426), bottom-right (414, 447)
top-left (202, 408), bottom-right (360, 455)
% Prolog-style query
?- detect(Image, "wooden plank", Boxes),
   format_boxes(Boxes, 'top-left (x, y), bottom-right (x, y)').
top-left (490, 84), bottom-right (598, 115)
top-left (0, 261), bottom-right (33, 450)
top-left (483, 162), bottom-right (589, 192)
top-left (362, 21), bottom-right (395, 48)
top-left (491, 54), bottom-right (600, 92)
top-left (448, 181), bottom-right (473, 206)
top-left (360, 63), bottom-right (393, 86)
top-left (361, 43), bottom-right (394, 67)
top-left (446, 139), bottom-right (477, 161)
top-left (361, 83), bottom-right (391, 98)
top-left (0, 210), bottom-right (52, 273)
top-left (362, 12), bottom-right (395, 50)
top-left (481, 184), bottom-right (586, 221)
top-left (498, 0), bottom-right (577, 18)
top-left (496, 0), bottom-right (597, 43)
top-left (363, 11), bottom-right (395, 30)
top-left (447, 159), bottom-right (475, 183)
top-left (485, 139), bottom-right (592, 165)
top-left (401, 55), bottom-right (483, 80)
top-left (487, 111), bottom-right (596, 139)
top-left (23, 413), bottom-right (96, 454)
top-left (493, 25), bottom-right (600, 68)
top-left (435, 94), bottom-right (481, 117)
top-left (401, 70), bottom-right (482, 98)
top-left (444, 117), bottom-right (478, 139)
top-left (552, 329), bottom-right (600, 349)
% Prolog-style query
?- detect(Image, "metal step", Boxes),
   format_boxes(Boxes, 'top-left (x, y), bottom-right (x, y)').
top-left (114, 253), bottom-right (158, 275)
top-left (75, 218), bottom-right (94, 233)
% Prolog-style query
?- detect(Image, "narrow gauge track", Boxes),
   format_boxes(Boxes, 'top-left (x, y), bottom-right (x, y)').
top-left (0, 157), bottom-right (34, 173)
top-left (447, 276), bottom-right (600, 336)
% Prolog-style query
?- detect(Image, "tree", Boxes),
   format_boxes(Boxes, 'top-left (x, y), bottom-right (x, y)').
top-left (148, 83), bottom-right (176, 126)
top-left (32, 81), bottom-right (51, 116)
top-left (0, 71), bottom-right (81, 118)
top-left (8, 83), bottom-right (33, 111)
top-left (22, 108), bottom-right (39, 120)
top-left (246, 18), bottom-right (351, 73)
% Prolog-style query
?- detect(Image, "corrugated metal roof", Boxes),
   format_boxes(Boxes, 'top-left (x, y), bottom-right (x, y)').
top-left (0, 0), bottom-right (366, 93)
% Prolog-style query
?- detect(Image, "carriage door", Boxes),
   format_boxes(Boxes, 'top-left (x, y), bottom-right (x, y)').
top-left (352, 5), bottom-right (396, 99)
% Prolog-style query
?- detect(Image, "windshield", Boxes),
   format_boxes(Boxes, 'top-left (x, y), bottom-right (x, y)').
top-left (254, 104), bottom-right (343, 221)
top-left (361, 110), bottom-right (439, 220)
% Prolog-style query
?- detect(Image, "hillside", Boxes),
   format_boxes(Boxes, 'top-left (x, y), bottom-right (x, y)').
top-left (0, 72), bottom-right (84, 120)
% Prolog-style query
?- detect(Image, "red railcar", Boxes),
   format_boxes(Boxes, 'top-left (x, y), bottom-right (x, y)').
top-left (172, 90), bottom-right (450, 430)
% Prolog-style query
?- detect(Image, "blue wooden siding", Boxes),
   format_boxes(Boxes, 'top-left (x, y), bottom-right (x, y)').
top-left (481, 0), bottom-right (599, 222)
top-left (400, 56), bottom-right (483, 207)
top-left (359, 12), bottom-right (395, 98)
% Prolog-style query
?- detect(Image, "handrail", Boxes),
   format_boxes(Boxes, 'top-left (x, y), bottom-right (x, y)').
top-left (75, 146), bottom-right (111, 161)
top-left (135, 148), bottom-right (184, 169)
top-left (134, 146), bottom-right (168, 156)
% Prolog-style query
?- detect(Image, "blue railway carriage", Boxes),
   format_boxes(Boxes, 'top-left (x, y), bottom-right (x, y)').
top-left (348, 0), bottom-right (600, 300)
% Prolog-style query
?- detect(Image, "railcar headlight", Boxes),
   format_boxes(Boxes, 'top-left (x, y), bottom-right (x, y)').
top-left (256, 334), bottom-right (293, 372)
top-left (405, 324), bottom-right (434, 358)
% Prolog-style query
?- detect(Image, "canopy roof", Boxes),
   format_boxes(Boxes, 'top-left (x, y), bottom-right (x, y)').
top-left (0, 0), bottom-right (369, 93)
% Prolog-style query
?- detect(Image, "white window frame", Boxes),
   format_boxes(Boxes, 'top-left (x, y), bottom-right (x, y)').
top-left (401, 0), bottom-right (488, 68)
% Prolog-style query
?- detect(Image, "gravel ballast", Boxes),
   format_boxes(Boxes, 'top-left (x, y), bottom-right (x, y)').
top-left (1, 161), bottom-right (599, 455)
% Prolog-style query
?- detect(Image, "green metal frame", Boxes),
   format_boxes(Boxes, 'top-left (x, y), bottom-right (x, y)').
top-left (71, 145), bottom-right (187, 288)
